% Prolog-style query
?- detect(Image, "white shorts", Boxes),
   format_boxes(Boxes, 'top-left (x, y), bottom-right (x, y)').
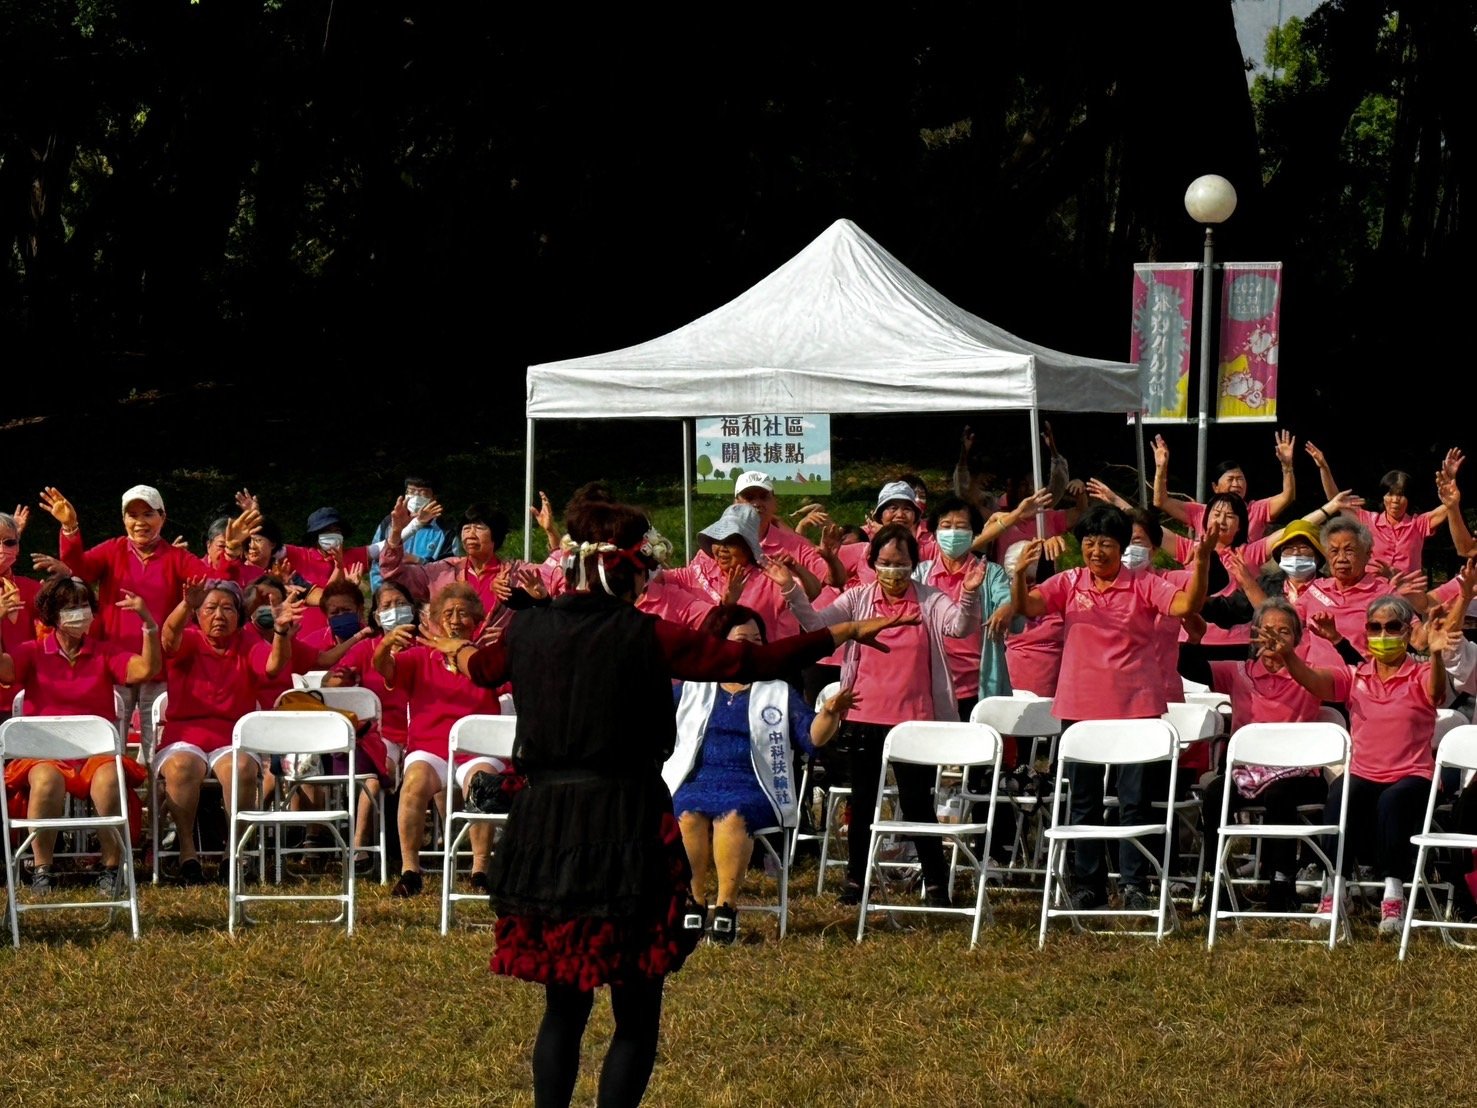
top-left (402, 750), bottom-right (504, 791)
top-left (154, 742), bottom-right (261, 775)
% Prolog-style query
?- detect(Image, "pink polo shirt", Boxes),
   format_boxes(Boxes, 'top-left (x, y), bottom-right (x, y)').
top-left (993, 508), bottom-right (1069, 565)
top-left (0, 573), bottom-right (41, 714)
top-left (60, 532), bottom-right (234, 651)
top-left (636, 574), bottom-right (712, 629)
top-left (1005, 611), bottom-right (1063, 698)
top-left (162, 628), bottom-right (270, 753)
top-left (1357, 509), bottom-right (1432, 576)
top-left (1183, 497), bottom-right (1276, 543)
top-left (1208, 649), bottom-right (1325, 732)
top-left (921, 557), bottom-right (984, 699)
top-left (1171, 539), bottom-right (1271, 646)
top-left (1334, 658), bottom-right (1436, 782)
top-left (664, 554), bottom-right (799, 640)
top-left (850, 589), bottom-right (932, 726)
top-left (7, 636), bottom-right (134, 717)
top-left (332, 636), bottom-right (409, 745)
top-left (1153, 569), bottom-right (1191, 706)
top-left (1294, 572), bottom-right (1398, 657)
top-left (1035, 566), bottom-right (1180, 720)
top-left (760, 522), bottom-right (831, 585)
top-left (390, 644), bottom-right (502, 758)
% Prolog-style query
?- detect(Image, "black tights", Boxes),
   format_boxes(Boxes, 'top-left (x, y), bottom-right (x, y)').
top-left (533, 978), bottom-right (666, 1108)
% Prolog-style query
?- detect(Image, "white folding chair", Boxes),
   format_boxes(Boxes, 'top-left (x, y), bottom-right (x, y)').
top-left (793, 683), bottom-right (846, 890)
top-left (1038, 719), bottom-right (1180, 946)
top-left (292, 671), bottom-right (329, 690)
top-left (227, 711), bottom-right (358, 934)
top-left (1159, 702), bottom-right (1218, 909)
top-left (969, 696), bottom-right (1059, 880)
top-left (1400, 724), bottom-right (1477, 959)
top-left (0, 715), bottom-right (141, 947)
top-left (269, 688), bottom-right (389, 885)
top-left (1206, 722), bottom-right (1352, 950)
top-left (855, 720), bottom-right (1002, 949)
top-left (740, 821), bottom-right (795, 940)
top-left (440, 714), bottom-right (517, 934)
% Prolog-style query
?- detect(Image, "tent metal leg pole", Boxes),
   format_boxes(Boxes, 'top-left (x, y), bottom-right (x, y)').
top-left (1028, 403), bottom-right (1046, 538)
top-left (681, 420), bottom-right (694, 563)
top-left (1134, 412), bottom-right (1148, 507)
top-left (524, 419), bottom-right (536, 563)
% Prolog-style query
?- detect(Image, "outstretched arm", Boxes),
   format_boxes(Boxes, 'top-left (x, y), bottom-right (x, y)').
top-left (1151, 436), bottom-right (1192, 525)
top-left (1264, 430), bottom-right (1297, 522)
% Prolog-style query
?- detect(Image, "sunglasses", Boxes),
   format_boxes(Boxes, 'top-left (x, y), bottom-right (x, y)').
top-left (1365, 619), bottom-right (1406, 634)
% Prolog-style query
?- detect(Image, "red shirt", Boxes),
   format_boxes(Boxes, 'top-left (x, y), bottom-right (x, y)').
top-left (7, 636), bottom-right (134, 717)
top-left (162, 628), bottom-right (273, 753)
top-left (331, 636), bottom-right (410, 745)
top-left (0, 573), bottom-right (41, 713)
top-left (60, 532), bottom-right (233, 651)
top-left (390, 644), bottom-right (503, 758)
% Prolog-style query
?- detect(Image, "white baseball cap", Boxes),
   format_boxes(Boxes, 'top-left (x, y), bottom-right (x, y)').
top-left (734, 470), bottom-right (775, 496)
top-left (121, 485), bottom-right (165, 512)
top-left (873, 480), bottom-right (921, 521)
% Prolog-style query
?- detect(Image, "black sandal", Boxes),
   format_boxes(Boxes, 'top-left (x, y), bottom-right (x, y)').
top-left (710, 903), bottom-right (738, 945)
top-left (391, 870), bottom-right (424, 898)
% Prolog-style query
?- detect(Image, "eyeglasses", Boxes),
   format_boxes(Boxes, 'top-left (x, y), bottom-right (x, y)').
top-left (0, 538), bottom-right (17, 548)
top-left (1365, 619), bottom-right (1406, 634)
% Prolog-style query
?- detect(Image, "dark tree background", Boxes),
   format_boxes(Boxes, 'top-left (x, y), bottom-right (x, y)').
top-left (1, 1), bottom-right (1471, 528)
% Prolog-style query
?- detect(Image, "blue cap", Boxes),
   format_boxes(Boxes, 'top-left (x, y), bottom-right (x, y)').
top-left (305, 507), bottom-right (344, 535)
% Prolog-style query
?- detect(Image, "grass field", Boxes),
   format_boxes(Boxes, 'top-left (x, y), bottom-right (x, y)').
top-left (2, 865), bottom-right (1471, 1107)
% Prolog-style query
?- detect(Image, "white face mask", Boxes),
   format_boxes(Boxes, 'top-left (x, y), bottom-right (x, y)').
top-left (378, 604), bottom-right (415, 630)
top-left (58, 606), bottom-right (93, 632)
top-left (1121, 544), bottom-right (1152, 571)
top-left (406, 496), bottom-right (429, 515)
top-left (318, 533), bottom-right (344, 552)
top-left (1279, 554), bottom-right (1318, 581)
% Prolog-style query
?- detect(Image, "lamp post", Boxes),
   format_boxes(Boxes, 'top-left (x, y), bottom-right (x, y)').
top-left (1184, 174), bottom-right (1238, 502)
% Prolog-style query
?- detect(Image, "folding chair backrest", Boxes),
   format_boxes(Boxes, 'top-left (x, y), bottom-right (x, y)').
top-left (449, 715), bottom-right (517, 761)
top-left (280, 686), bottom-right (383, 726)
top-left (1432, 708), bottom-right (1465, 752)
top-left (971, 695), bottom-right (1059, 738)
top-left (814, 682), bottom-right (841, 712)
top-left (1057, 719), bottom-right (1177, 766)
top-left (293, 671), bottom-right (329, 690)
top-left (881, 721), bottom-right (1001, 770)
top-left (0, 715), bottom-right (120, 761)
top-left (1433, 724), bottom-right (1477, 773)
top-left (1183, 691), bottom-right (1230, 710)
top-left (1162, 703), bottom-right (1219, 744)
top-left (232, 710), bottom-right (355, 756)
top-left (1224, 722), bottom-right (1350, 771)
top-left (1315, 705), bottom-right (1345, 728)
top-left (1181, 676), bottom-right (1210, 695)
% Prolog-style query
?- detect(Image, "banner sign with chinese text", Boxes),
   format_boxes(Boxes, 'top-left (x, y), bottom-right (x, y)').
top-left (1215, 262), bottom-right (1282, 422)
top-left (1129, 262), bottom-right (1197, 423)
top-left (694, 414), bottom-right (831, 495)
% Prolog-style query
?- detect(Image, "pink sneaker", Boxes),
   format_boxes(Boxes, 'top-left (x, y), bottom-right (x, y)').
top-left (1309, 889), bottom-right (1351, 931)
top-left (1379, 897), bottom-right (1406, 935)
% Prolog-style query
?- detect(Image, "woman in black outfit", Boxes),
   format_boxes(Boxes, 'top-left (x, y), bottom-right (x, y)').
top-left (424, 495), bottom-right (905, 1108)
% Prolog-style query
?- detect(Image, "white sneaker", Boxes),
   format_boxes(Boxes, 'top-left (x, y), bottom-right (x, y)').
top-left (1378, 897), bottom-right (1406, 935)
top-left (1309, 889), bottom-right (1350, 931)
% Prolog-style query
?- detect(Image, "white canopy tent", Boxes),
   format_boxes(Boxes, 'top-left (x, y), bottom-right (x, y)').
top-left (523, 217), bottom-right (1143, 558)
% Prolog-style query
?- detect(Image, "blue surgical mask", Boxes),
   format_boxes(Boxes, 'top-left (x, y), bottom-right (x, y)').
top-left (935, 528), bottom-right (974, 559)
top-left (328, 611), bottom-right (362, 641)
top-left (1121, 544), bottom-right (1152, 571)
top-left (252, 605), bottom-right (275, 632)
top-left (1279, 554), bottom-right (1317, 581)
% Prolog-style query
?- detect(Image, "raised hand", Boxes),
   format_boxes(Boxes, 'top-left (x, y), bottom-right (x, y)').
top-left (820, 521), bottom-right (843, 555)
top-left (113, 589), bottom-right (155, 625)
top-left (0, 577), bottom-right (22, 620)
top-left (382, 625), bottom-right (416, 655)
top-left (234, 488), bottom-right (259, 513)
top-left (1390, 570), bottom-right (1429, 599)
top-left (720, 560), bottom-right (748, 605)
top-left (172, 535), bottom-right (189, 549)
top-left (389, 495), bottom-right (413, 537)
top-left (1151, 435), bottom-right (1169, 469)
top-left (1304, 441), bottom-right (1328, 469)
top-left (1458, 556), bottom-right (1477, 601)
top-left (181, 575), bottom-right (209, 612)
top-left (11, 505), bottom-right (29, 535)
top-left (1181, 611), bottom-right (1207, 644)
top-left (529, 490), bottom-right (556, 536)
top-left (1085, 478), bottom-right (1126, 508)
top-left (416, 499), bottom-right (443, 526)
top-left (1442, 447), bottom-right (1466, 480)
top-left (791, 504), bottom-right (829, 534)
top-left (759, 559), bottom-right (794, 592)
top-left (224, 507), bottom-right (262, 547)
top-left (1041, 534), bottom-right (1068, 561)
top-left (491, 564), bottom-right (515, 602)
top-left (1013, 487), bottom-right (1055, 520)
top-left (30, 552), bottom-right (68, 577)
top-left (1437, 473), bottom-right (1461, 508)
top-left (344, 562), bottom-right (365, 586)
top-left (1273, 429), bottom-right (1295, 467)
top-left (825, 686), bottom-right (860, 717)
top-left (961, 425), bottom-right (975, 453)
top-left (272, 592), bottom-right (307, 634)
top-left (519, 567), bottom-right (550, 600)
top-left (475, 623), bottom-right (504, 648)
top-left (961, 559), bottom-right (986, 592)
top-left (38, 487), bottom-right (78, 530)
top-left (1308, 611), bottom-right (1342, 643)
top-left (1014, 539), bottom-right (1045, 576)
top-left (1259, 619), bottom-right (1297, 657)
top-left (1328, 489), bottom-right (1364, 513)
top-left (1224, 548), bottom-right (1252, 588)
top-left (270, 557), bottom-right (294, 582)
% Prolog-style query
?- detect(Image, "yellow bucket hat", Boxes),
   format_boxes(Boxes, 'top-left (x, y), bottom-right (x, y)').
top-left (1269, 518), bottom-right (1325, 560)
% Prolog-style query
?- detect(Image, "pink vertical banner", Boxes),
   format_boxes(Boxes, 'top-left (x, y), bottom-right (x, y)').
top-left (1216, 262), bottom-right (1282, 422)
top-left (1129, 262), bottom-right (1197, 422)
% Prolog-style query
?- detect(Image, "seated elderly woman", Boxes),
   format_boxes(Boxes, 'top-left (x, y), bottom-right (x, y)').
top-left (663, 605), bottom-right (854, 943)
top-left (373, 581), bottom-right (505, 898)
top-left (1306, 441), bottom-right (1464, 575)
top-left (1180, 597), bottom-right (1338, 912)
top-left (155, 579), bottom-right (301, 884)
top-left (1272, 593), bottom-right (1450, 932)
top-left (0, 575), bottom-right (159, 895)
